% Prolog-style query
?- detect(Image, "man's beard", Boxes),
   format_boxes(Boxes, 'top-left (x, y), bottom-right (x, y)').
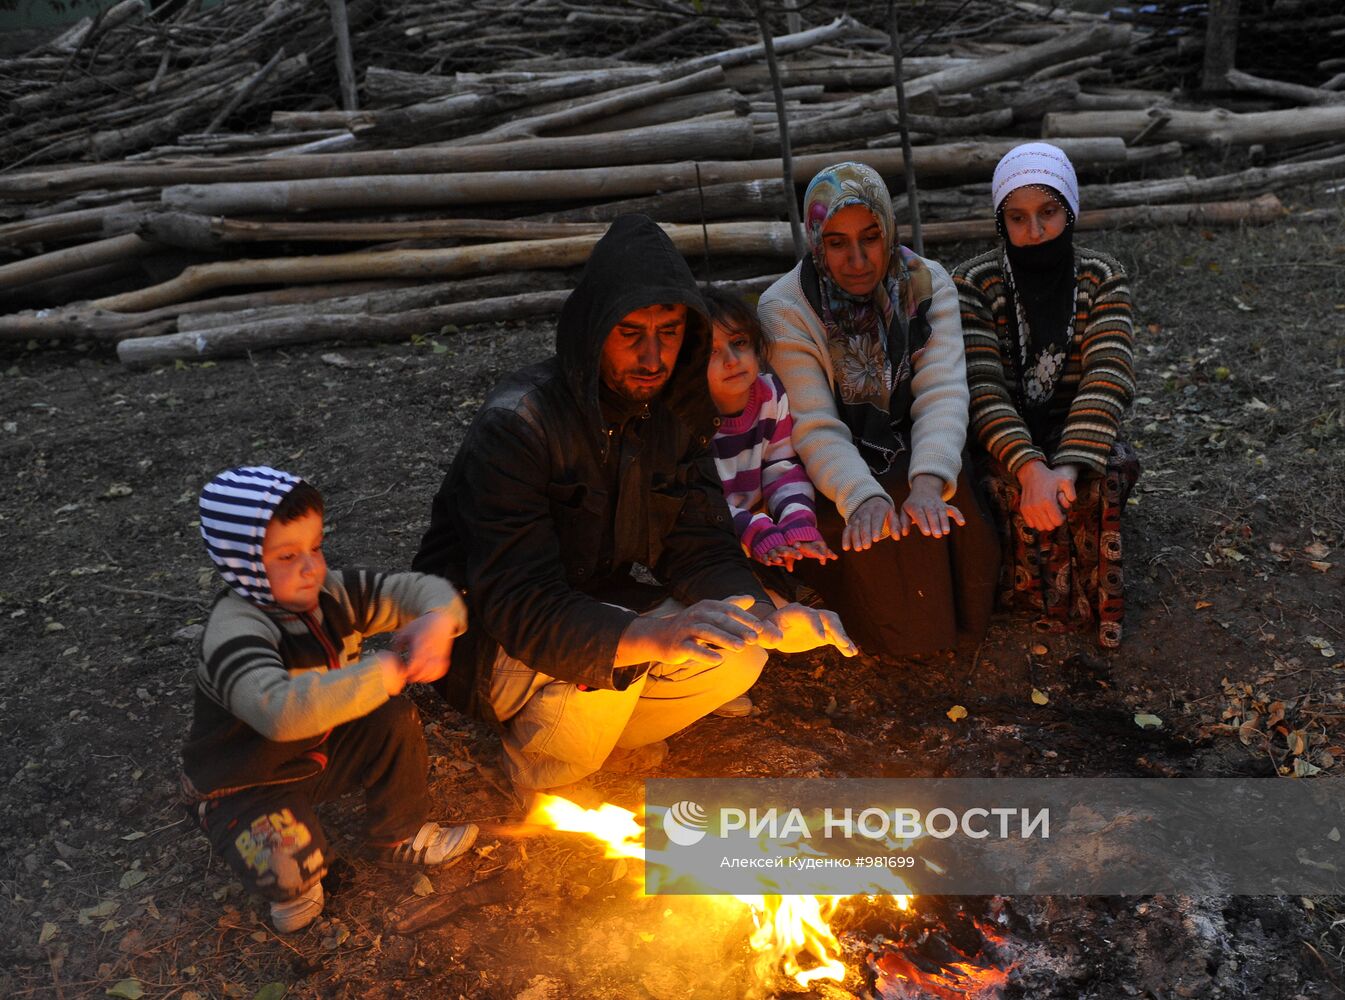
top-left (616, 369), bottom-right (669, 402)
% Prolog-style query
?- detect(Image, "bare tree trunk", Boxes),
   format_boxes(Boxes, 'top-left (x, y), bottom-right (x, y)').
top-left (117, 290), bottom-right (574, 366)
top-left (887, 0), bottom-right (922, 254)
top-left (93, 222), bottom-right (802, 313)
top-left (1043, 105), bottom-right (1345, 146)
top-left (326, 0), bottom-right (359, 111)
top-left (1224, 68), bottom-right (1345, 106)
top-left (0, 233), bottom-right (155, 291)
top-left (204, 47), bottom-right (289, 134)
top-left (751, 0), bottom-right (803, 257)
top-left (1201, 0), bottom-right (1241, 90)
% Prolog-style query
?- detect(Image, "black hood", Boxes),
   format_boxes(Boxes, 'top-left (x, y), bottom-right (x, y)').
top-left (556, 214), bottom-right (713, 437)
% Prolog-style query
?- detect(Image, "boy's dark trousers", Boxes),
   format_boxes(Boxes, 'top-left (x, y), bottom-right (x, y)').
top-left (197, 697), bottom-right (429, 901)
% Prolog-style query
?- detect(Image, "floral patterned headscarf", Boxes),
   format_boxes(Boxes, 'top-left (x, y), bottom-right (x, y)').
top-left (801, 161), bottom-right (934, 474)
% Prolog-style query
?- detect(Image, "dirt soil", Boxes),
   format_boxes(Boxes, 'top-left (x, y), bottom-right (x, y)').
top-left (2, 188), bottom-right (1344, 1000)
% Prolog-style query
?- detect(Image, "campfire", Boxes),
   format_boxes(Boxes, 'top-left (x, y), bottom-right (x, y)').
top-left (526, 793), bottom-right (1013, 997)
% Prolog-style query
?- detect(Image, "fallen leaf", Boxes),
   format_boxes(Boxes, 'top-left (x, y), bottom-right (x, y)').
top-left (321, 924), bottom-right (350, 950)
top-left (78, 900), bottom-right (119, 925)
top-left (638, 931), bottom-right (656, 943)
top-left (946, 705), bottom-right (968, 723)
top-left (1309, 561), bottom-right (1332, 573)
top-left (1195, 600), bottom-right (1213, 610)
top-left (249, 930), bottom-right (268, 943)
top-left (1030, 643), bottom-right (1048, 656)
top-left (1219, 547), bottom-right (1246, 562)
top-left (102, 483), bottom-right (133, 500)
top-left (253, 985), bottom-right (288, 1000)
top-left (1305, 541), bottom-right (1331, 559)
top-left (411, 875), bottom-right (434, 897)
top-left (38, 922), bottom-right (58, 946)
top-left (1134, 713), bottom-right (1163, 730)
top-left (121, 831), bottom-right (146, 841)
top-left (107, 980), bottom-right (144, 1000)
top-left (1293, 758), bottom-right (1322, 778)
top-left (1031, 688), bottom-right (1050, 706)
top-left (119, 869), bottom-right (147, 890)
top-left (1330, 828), bottom-right (1341, 842)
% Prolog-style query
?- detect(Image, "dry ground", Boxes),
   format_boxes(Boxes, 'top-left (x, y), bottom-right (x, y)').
top-left (1, 183), bottom-right (1343, 999)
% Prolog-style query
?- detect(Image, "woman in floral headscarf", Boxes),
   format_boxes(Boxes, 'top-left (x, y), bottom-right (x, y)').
top-left (952, 142), bottom-right (1138, 647)
top-left (757, 161), bottom-right (999, 658)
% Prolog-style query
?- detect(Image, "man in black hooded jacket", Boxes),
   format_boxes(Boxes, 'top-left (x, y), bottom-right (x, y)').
top-left (414, 215), bottom-right (854, 792)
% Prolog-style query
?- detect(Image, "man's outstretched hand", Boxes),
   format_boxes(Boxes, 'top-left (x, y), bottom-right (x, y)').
top-left (616, 594), bottom-right (770, 667)
top-left (757, 603), bottom-right (858, 656)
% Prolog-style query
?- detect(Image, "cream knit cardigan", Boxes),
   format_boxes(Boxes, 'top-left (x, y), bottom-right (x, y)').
top-left (757, 257), bottom-right (969, 521)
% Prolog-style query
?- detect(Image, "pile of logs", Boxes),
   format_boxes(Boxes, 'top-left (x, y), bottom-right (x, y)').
top-left (0, 0), bottom-right (1340, 367)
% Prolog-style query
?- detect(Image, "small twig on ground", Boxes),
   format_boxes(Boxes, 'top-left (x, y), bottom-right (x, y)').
top-left (47, 950), bottom-right (64, 1000)
top-left (94, 584), bottom-right (204, 604)
top-left (340, 483), bottom-right (396, 517)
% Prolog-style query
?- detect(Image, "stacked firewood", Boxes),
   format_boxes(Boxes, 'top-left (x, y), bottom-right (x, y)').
top-left (0, 0), bottom-right (1339, 367)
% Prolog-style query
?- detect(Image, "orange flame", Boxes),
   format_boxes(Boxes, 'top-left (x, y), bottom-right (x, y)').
top-left (525, 794), bottom-right (645, 860)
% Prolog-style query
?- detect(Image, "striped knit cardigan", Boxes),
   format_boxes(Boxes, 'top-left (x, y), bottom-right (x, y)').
top-left (953, 247), bottom-right (1135, 477)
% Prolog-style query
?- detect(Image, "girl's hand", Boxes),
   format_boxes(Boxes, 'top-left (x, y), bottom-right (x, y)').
top-left (795, 539), bottom-right (838, 565)
top-left (761, 543), bottom-right (801, 572)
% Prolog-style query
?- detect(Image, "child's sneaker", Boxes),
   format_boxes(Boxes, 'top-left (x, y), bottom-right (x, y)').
top-left (373, 821), bottom-right (479, 868)
top-left (269, 881), bottom-right (323, 933)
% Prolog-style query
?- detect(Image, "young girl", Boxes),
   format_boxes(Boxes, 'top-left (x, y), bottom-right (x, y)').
top-left (704, 287), bottom-right (836, 574)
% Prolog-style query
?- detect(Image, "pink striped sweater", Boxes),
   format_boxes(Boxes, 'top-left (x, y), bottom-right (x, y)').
top-left (711, 373), bottom-right (823, 563)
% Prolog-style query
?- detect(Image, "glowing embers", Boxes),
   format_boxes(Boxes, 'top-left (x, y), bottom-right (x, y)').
top-left (853, 897), bottom-right (1013, 999)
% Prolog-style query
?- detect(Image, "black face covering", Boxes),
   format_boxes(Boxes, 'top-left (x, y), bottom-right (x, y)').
top-left (1003, 219), bottom-right (1075, 364)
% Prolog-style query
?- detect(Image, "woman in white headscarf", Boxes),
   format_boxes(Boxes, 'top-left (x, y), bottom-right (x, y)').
top-left (953, 142), bottom-right (1139, 648)
top-left (757, 161), bottom-right (999, 659)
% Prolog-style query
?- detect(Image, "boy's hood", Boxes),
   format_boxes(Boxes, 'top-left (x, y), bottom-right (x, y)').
top-left (555, 214), bottom-right (713, 438)
top-left (199, 465), bottom-right (303, 608)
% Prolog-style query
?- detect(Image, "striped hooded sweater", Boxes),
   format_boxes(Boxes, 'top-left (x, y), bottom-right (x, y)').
top-left (183, 466), bottom-right (462, 799)
top-left (710, 372), bottom-right (823, 562)
top-left (953, 247), bottom-right (1135, 476)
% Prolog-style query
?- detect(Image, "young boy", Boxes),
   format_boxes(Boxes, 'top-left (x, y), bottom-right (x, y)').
top-left (705, 288), bottom-right (835, 574)
top-left (183, 465), bottom-right (478, 933)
